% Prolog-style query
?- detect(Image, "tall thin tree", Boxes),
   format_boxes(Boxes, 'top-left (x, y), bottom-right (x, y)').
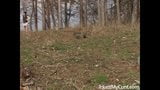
top-left (58, 0), bottom-right (61, 29)
top-left (116, 0), bottom-right (120, 24)
top-left (34, 0), bottom-right (38, 31)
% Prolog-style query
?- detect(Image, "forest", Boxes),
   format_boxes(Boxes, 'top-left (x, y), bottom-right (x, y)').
top-left (20, 0), bottom-right (140, 30)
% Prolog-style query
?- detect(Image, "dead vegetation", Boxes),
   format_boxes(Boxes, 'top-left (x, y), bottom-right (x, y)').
top-left (20, 24), bottom-right (140, 90)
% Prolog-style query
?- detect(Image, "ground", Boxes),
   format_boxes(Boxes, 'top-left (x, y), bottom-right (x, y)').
top-left (20, 24), bottom-right (140, 90)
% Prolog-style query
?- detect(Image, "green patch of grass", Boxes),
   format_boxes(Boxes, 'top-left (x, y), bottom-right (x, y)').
top-left (128, 71), bottom-right (138, 78)
top-left (91, 74), bottom-right (108, 85)
top-left (75, 36), bottom-right (114, 59)
top-left (117, 48), bottom-right (134, 60)
top-left (63, 57), bottom-right (83, 63)
top-left (21, 48), bottom-right (32, 55)
top-left (47, 88), bottom-right (52, 90)
top-left (21, 48), bottom-right (34, 65)
top-left (50, 42), bottom-right (73, 52)
top-left (80, 36), bottom-right (113, 49)
top-left (24, 57), bottom-right (33, 65)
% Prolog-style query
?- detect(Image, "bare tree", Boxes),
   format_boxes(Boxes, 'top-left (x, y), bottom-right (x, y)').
top-left (97, 0), bottom-right (101, 25)
top-left (84, 0), bottom-right (87, 27)
top-left (42, 0), bottom-right (46, 30)
top-left (116, 0), bottom-right (120, 24)
top-left (50, 0), bottom-right (56, 29)
top-left (97, 0), bottom-right (106, 26)
top-left (64, 0), bottom-right (69, 27)
top-left (46, 0), bottom-right (51, 30)
top-left (137, 0), bottom-right (140, 22)
top-left (132, 0), bottom-right (139, 24)
top-left (20, 0), bottom-right (140, 31)
top-left (79, 0), bottom-right (83, 27)
top-left (35, 0), bottom-right (38, 31)
top-left (104, 0), bottom-right (107, 25)
top-left (58, 0), bottom-right (61, 29)
top-left (101, 0), bottom-right (105, 26)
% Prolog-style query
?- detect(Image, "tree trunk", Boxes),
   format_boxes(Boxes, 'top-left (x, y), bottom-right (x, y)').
top-left (30, 8), bottom-right (34, 31)
top-left (116, 0), bottom-right (120, 24)
top-left (137, 0), bottom-right (140, 23)
top-left (51, 7), bottom-right (56, 29)
top-left (46, 0), bottom-right (51, 30)
top-left (58, 0), bottom-right (61, 29)
top-left (97, 0), bottom-right (101, 25)
top-left (138, 0), bottom-right (140, 22)
top-left (101, 0), bottom-right (105, 26)
top-left (42, 0), bottom-right (46, 30)
top-left (32, 0), bottom-right (35, 30)
top-left (64, 0), bottom-right (68, 28)
top-left (80, 0), bottom-right (83, 27)
top-left (35, 0), bottom-right (38, 31)
top-left (50, 0), bottom-right (56, 29)
top-left (84, 0), bottom-right (87, 27)
top-left (68, 1), bottom-right (72, 25)
top-left (104, 0), bottom-right (107, 25)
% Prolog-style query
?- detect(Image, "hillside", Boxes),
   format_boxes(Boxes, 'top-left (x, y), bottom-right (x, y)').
top-left (20, 25), bottom-right (140, 90)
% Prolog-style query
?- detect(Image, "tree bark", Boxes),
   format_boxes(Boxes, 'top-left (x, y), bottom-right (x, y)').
top-left (30, 8), bottom-right (34, 31)
top-left (80, 0), bottom-right (83, 27)
top-left (64, 0), bottom-right (68, 28)
top-left (46, 0), bottom-right (51, 30)
top-left (101, 0), bottom-right (105, 26)
top-left (116, 0), bottom-right (120, 24)
top-left (131, 0), bottom-right (138, 24)
top-left (137, 0), bottom-right (140, 23)
top-left (97, 0), bottom-right (101, 25)
top-left (84, 0), bottom-right (87, 27)
top-left (50, 0), bottom-right (56, 29)
top-left (35, 0), bottom-right (38, 31)
top-left (58, 0), bottom-right (61, 29)
top-left (42, 0), bottom-right (46, 30)
top-left (104, 0), bottom-right (107, 25)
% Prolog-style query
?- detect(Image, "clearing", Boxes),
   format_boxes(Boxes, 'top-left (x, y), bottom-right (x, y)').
top-left (20, 24), bottom-right (140, 90)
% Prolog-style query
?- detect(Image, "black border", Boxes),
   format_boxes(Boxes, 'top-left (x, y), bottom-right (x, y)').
top-left (141, 0), bottom-right (160, 90)
top-left (1, 0), bottom-right (159, 90)
top-left (1, 0), bottom-right (20, 90)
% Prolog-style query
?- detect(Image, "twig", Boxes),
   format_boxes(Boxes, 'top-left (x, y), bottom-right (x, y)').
top-left (22, 81), bottom-right (34, 87)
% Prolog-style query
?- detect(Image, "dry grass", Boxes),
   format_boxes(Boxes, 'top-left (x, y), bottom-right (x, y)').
top-left (20, 24), bottom-right (140, 90)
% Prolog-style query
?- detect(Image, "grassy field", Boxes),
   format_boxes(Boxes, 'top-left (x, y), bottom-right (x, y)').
top-left (20, 24), bottom-right (140, 90)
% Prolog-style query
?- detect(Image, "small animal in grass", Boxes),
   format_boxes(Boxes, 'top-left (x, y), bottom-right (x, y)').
top-left (73, 32), bottom-right (87, 39)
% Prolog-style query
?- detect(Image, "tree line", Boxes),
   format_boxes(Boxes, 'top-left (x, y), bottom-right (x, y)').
top-left (21, 0), bottom-right (140, 31)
